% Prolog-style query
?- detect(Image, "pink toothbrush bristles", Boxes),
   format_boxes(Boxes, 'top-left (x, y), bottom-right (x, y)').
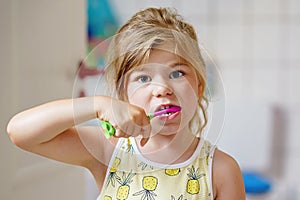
top-left (154, 105), bottom-right (181, 117)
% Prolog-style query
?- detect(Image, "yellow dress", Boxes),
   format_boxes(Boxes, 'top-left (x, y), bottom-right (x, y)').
top-left (97, 138), bottom-right (216, 200)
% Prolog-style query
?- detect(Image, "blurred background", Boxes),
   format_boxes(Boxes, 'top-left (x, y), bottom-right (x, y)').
top-left (0, 0), bottom-right (299, 199)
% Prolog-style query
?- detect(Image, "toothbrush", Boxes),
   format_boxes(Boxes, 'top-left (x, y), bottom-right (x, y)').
top-left (146, 105), bottom-right (181, 120)
top-left (101, 105), bottom-right (181, 139)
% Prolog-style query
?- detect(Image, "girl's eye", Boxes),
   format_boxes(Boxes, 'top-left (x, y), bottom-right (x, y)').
top-left (138, 75), bottom-right (151, 83)
top-left (169, 70), bottom-right (184, 79)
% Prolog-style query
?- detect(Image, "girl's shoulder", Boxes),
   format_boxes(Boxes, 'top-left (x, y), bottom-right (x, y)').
top-left (212, 148), bottom-right (246, 199)
top-left (213, 148), bottom-right (241, 176)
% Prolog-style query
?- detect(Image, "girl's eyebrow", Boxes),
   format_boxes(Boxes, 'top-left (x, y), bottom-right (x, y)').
top-left (146, 61), bottom-right (188, 68)
top-left (131, 68), bottom-right (149, 73)
top-left (170, 62), bottom-right (187, 67)
top-left (132, 61), bottom-right (188, 73)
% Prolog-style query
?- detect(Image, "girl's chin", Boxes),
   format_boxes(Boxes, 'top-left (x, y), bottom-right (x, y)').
top-left (150, 125), bottom-right (185, 137)
top-left (151, 118), bottom-right (190, 132)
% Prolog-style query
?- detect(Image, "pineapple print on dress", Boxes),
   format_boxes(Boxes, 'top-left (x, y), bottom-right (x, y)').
top-left (103, 195), bottom-right (112, 200)
top-left (116, 171), bottom-right (136, 200)
top-left (133, 176), bottom-right (158, 199)
top-left (165, 168), bottom-right (181, 176)
top-left (171, 194), bottom-right (187, 200)
top-left (121, 138), bottom-right (134, 154)
top-left (186, 165), bottom-right (206, 194)
top-left (107, 157), bottom-right (121, 187)
top-left (138, 161), bottom-right (154, 171)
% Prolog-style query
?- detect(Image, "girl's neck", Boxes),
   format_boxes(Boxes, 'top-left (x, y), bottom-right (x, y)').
top-left (135, 129), bottom-right (200, 165)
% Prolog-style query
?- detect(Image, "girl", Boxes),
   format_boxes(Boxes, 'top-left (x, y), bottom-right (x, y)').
top-left (7, 7), bottom-right (245, 200)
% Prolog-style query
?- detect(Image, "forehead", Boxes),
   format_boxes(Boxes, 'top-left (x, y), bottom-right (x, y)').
top-left (146, 43), bottom-right (187, 66)
top-left (130, 51), bottom-right (194, 76)
top-left (147, 49), bottom-right (180, 65)
top-left (126, 42), bottom-right (193, 76)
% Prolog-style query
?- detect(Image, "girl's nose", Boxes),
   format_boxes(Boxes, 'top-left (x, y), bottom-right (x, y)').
top-left (152, 83), bottom-right (173, 97)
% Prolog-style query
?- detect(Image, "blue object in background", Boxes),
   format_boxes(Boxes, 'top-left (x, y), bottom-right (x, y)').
top-left (86, 0), bottom-right (119, 67)
top-left (87, 0), bottom-right (118, 39)
top-left (243, 171), bottom-right (272, 194)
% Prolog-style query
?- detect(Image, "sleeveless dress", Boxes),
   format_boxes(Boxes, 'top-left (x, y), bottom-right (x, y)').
top-left (97, 137), bottom-right (216, 200)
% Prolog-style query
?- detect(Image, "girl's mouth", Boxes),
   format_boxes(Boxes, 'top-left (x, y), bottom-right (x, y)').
top-left (154, 105), bottom-right (181, 119)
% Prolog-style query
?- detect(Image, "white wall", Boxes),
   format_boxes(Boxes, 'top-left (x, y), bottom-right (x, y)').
top-left (0, 0), bottom-right (89, 199)
top-left (0, 1), bottom-right (17, 199)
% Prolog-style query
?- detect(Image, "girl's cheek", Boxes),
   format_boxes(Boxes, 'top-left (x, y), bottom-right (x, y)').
top-left (126, 85), bottom-right (136, 102)
top-left (127, 89), bottom-right (144, 105)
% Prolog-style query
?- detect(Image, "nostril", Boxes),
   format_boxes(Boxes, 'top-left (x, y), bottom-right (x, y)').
top-left (152, 85), bottom-right (173, 97)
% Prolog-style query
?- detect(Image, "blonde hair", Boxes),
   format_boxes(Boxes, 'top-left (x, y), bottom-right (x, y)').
top-left (105, 7), bottom-right (208, 135)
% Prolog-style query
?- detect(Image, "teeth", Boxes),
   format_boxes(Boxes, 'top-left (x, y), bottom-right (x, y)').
top-left (161, 112), bottom-right (172, 117)
top-left (159, 105), bottom-right (171, 111)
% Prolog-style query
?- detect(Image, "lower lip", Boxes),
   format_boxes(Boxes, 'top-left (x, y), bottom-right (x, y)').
top-left (158, 111), bottom-right (180, 120)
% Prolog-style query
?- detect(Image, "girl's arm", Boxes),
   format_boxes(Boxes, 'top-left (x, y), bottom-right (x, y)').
top-left (212, 149), bottom-right (246, 200)
top-left (6, 96), bottom-right (150, 168)
top-left (7, 97), bottom-right (105, 167)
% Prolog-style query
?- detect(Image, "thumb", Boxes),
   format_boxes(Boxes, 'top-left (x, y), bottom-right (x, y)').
top-left (139, 123), bottom-right (151, 147)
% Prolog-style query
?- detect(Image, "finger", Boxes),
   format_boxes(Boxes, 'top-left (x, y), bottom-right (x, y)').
top-left (130, 107), bottom-right (149, 126)
top-left (113, 127), bottom-right (127, 138)
top-left (114, 120), bottom-right (134, 138)
top-left (140, 124), bottom-right (151, 147)
top-left (140, 137), bottom-right (149, 147)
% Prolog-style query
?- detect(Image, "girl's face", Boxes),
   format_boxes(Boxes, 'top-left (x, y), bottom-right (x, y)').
top-left (126, 46), bottom-right (201, 136)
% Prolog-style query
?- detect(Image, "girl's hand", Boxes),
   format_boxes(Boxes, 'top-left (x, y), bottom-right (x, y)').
top-left (96, 97), bottom-right (151, 146)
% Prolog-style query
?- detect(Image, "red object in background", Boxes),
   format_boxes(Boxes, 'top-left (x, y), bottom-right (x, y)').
top-left (77, 60), bottom-right (104, 79)
top-left (77, 60), bottom-right (105, 97)
top-left (79, 90), bottom-right (86, 97)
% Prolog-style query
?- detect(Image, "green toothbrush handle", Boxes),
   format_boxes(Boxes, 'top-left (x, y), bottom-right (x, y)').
top-left (100, 113), bottom-right (153, 139)
top-left (146, 113), bottom-right (154, 120)
top-left (100, 121), bottom-right (115, 139)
